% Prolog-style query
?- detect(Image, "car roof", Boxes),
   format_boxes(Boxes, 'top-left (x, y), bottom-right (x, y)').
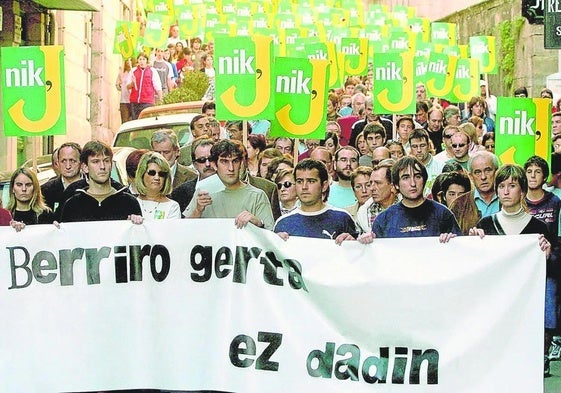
top-left (116, 113), bottom-right (200, 133)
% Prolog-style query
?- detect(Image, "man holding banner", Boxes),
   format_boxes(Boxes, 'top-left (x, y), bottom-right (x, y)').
top-left (358, 156), bottom-right (461, 242)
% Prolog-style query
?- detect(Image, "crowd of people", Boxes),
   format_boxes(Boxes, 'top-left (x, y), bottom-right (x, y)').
top-left (5, 52), bottom-right (561, 377)
top-left (116, 26), bottom-right (216, 122)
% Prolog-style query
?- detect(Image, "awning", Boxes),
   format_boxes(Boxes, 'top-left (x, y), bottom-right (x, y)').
top-left (31, 0), bottom-right (99, 12)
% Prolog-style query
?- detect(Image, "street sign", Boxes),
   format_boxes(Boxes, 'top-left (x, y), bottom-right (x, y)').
top-left (522, 0), bottom-right (544, 24)
top-left (545, 0), bottom-right (561, 48)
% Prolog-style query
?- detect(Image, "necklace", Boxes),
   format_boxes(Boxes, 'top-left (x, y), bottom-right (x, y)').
top-left (139, 199), bottom-right (161, 214)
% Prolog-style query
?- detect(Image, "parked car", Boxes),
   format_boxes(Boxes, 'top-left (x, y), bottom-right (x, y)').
top-left (113, 113), bottom-right (200, 150)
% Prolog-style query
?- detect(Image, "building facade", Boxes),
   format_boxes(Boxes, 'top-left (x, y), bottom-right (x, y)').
top-left (0, 0), bottom-right (134, 171)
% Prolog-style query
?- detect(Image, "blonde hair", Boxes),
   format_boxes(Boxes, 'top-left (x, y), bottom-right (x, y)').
top-left (7, 167), bottom-right (50, 215)
top-left (135, 152), bottom-right (173, 196)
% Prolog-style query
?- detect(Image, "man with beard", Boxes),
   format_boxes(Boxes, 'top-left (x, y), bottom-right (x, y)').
top-left (327, 146), bottom-right (360, 208)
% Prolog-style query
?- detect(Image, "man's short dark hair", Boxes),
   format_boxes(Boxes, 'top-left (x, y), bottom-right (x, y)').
top-left (440, 171), bottom-right (472, 196)
top-left (210, 139), bottom-right (246, 162)
top-left (334, 145), bottom-right (359, 162)
top-left (294, 159), bottom-right (329, 184)
top-left (416, 100), bottom-right (429, 113)
top-left (363, 122), bottom-right (386, 140)
top-left (201, 101), bottom-right (216, 114)
top-left (524, 155), bottom-right (549, 179)
top-left (190, 114), bottom-right (207, 131)
top-left (390, 156), bottom-right (428, 187)
top-left (80, 140), bottom-right (113, 165)
top-left (408, 128), bottom-right (430, 145)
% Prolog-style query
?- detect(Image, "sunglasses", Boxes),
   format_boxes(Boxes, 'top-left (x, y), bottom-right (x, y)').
top-left (194, 156), bottom-right (211, 164)
top-left (277, 181), bottom-right (294, 190)
top-left (443, 134), bottom-right (455, 139)
top-left (451, 143), bottom-right (466, 148)
top-left (146, 169), bottom-right (168, 177)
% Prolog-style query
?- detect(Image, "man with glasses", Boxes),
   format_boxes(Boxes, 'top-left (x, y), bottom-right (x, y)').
top-left (434, 125), bottom-right (459, 163)
top-left (468, 150), bottom-right (500, 218)
top-left (328, 146), bottom-right (360, 208)
top-left (426, 106), bottom-right (445, 154)
top-left (170, 138), bottom-right (216, 212)
top-left (151, 129), bottom-right (197, 189)
top-left (274, 159), bottom-right (357, 241)
top-left (408, 128), bottom-right (444, 195)
top-left (446, 130), bottom-right (471, 171)
top-left (189, 140), bottom-right (274, 229)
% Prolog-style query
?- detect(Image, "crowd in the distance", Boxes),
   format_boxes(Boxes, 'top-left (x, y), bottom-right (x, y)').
top-left (116, 25), bottom-right (215, 122)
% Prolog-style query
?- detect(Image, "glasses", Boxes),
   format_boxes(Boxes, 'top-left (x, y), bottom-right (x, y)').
top-left (146, 169), bottom-right (168, 177)
top-left (443, 134), bottom-right (455, 139)
top-left (194, 156), bottom-right (211, 164)
top-left (277, 181), bottom-right (294, 190)
top-left (452, 143), bottom-right (466, 148)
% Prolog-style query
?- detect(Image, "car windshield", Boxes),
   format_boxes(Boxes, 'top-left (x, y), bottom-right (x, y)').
top-left (113, 123), bottom-right (191, 149)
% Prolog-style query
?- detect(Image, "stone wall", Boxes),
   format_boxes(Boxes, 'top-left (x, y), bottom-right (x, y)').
top-left (442, 0), bottom-right (559, 97)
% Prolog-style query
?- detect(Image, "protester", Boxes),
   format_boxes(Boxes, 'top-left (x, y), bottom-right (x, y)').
top-left (469, 164), bottom-right (554, 376)
top-left (274, 159), bottom-right (357, 241)
top-left (189, 140), bottom-right (274, 229)
top-left (356, 159), bottom-right (398, 233)
top-left (246, 134), bottom-right (267, 177)
top-left (275, 168), bottom-right (299, 215)
top-left (151, 129), bottom-right (197, 188)
top-left (327, 146), bottom-right (360, 208)
top-left (41, 142), bottom-right (83, 214)
top-left (116, 57), bottom-right (133, 123)
top-left (468, 150), bottom-right (500, 218)
top-left (135, 151), bottom-right (181, 219)
top-left (127, 52), bottom-right (162, 119)
top-left (59, 141), bottom-right (142, 223)
top-left (358, 156), bottom-right (461, 242)
top-left (7, 168), bottom-right (53, 230)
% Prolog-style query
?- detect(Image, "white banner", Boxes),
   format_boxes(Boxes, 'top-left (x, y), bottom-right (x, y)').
top-left (0, 219), bottom-right (545, 392)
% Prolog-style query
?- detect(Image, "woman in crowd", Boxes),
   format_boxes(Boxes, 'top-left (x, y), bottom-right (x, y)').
top-left (468, 115), bottom-right (484, 143)
top-left (469, 164), bottom-right (554, 376)
top-left (354, 131), bottom-right (369, 156)
top-left (245, 134), bottom-right (267, 177)
top-left (326, 93), bottom-right (340, 121)
top-left (126, 52), bottom-right (162, 120)
top-left (7, 168), bottom-right (53, 229)
top-left (258, 148), bottom-right (284, 178)
top-left (116, 57), bottom-right (133, 123)
top-left (466, 96), bottom-right (495, 132)
top-left (265, 156), bottom-right (294, 182)
top-left (275, 169), bottom-right (299, 215)
top-left (135, 152), bottom-right (181, 219)
top-left (481, 132), bottom-right (495, 154)
top-left (386, 140), bottom-right (405, 160)
top-left (200, 52), bottom-right (215, 84)
top-left (321, 131), bottom-right (339, 157)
